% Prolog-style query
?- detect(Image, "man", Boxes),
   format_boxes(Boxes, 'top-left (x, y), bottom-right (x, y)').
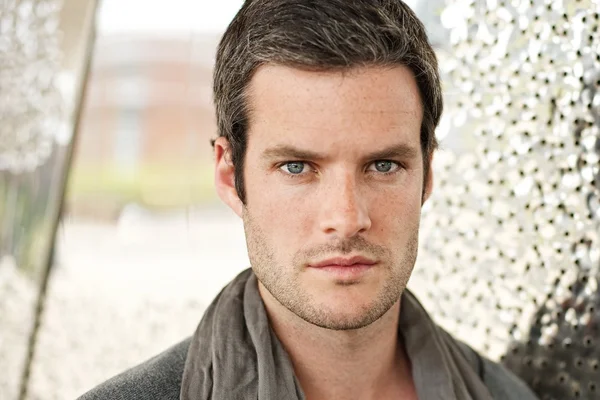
top-left (80, 1), bottom-right (539, 399)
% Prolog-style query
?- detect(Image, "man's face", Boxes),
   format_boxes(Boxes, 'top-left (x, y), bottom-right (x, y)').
top-left (217, 65), bottom-right (431, 330)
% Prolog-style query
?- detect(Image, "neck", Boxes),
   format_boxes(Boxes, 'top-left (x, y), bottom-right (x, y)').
top-left (258, 283), bottom-right (415, 400)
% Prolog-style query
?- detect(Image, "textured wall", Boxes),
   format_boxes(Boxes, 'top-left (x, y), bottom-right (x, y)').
top-left (412, 1), bottom-right (600, 399)
top-left (0, 1), bottom-right (97, 399)
top-left (0, 1), bottom-right (66, 398)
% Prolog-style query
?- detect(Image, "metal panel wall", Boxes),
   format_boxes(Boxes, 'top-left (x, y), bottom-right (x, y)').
top-left (412, 1), bottom-right (600, 399)
top-left (0, 1), bottom-right (97, 399)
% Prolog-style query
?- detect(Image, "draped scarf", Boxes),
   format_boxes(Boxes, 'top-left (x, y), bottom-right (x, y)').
top-left (180, 269), bottom-right (493, 400)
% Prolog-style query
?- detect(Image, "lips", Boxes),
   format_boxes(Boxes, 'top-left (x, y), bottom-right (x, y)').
top-left (308, 256), bottom-right (377, 281)
top-left (310, 255), bottom-right (377, 268)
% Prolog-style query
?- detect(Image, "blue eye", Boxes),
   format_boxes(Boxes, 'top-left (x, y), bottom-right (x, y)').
top-left (281, 162), bottom-right (306, 174)
top-left (375, 161), bottom-right (393, 172)
top-left (370, 160), bottom-right (398, 173)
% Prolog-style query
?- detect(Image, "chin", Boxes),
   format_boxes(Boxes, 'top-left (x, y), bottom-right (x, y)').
top-left (302, 308), bottom-right (383, 331)
top-left (304, 294), bottom-right (387, 329)
top-left (314, 284), bottom-right (380, 307)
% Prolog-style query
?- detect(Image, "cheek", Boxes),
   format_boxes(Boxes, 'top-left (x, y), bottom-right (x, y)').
top-left (246, 176), bottom-right (315, 244)
top-left (269, 196), bottom-right (315, 238)
top-left (368, 188), bottom-right (422, 234)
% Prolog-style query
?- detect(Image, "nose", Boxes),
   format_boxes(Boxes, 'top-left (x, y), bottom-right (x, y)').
top-left (319, 172), bottom-right (372, 238)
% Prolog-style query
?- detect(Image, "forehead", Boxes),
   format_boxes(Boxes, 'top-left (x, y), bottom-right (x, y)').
top-left (245, 64), bottom-right (423, 152)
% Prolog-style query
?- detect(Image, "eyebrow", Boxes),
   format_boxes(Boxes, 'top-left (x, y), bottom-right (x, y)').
top-left (366, 143), bottom-right (420, 161)
top-left (261, 143), bottom-right (420, 162)
top-left (262, 145), bottom-right (326, 162)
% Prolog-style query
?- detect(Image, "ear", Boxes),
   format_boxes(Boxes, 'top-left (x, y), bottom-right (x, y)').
top-left (422, 153), bottom-right (434, 205)
top-left (214, 137), bottom-right (243, 217)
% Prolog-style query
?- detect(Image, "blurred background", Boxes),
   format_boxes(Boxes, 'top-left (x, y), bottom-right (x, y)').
top-left (70, 0), bottom-right (239, 215)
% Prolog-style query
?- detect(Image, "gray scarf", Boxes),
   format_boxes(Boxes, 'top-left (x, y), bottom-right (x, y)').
top-left (180, 269), bottom-right (492, 400)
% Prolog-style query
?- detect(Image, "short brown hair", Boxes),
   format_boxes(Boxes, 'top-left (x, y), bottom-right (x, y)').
top-left (213, 0), bottom-right (443, 203)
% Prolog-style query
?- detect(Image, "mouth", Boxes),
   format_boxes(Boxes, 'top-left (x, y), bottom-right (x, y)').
top-left (310, 255), bottom-right (377, 268)
top-left (308, 256), bottom-right (377, 281)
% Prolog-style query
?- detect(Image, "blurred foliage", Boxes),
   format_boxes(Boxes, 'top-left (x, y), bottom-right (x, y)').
top-left (66, 163), bottom-right (218, 216)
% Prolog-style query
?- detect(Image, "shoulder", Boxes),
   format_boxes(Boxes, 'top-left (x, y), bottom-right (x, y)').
top-left (77, 337), bottom-right (192, 400)
top-left (479, 356), bottom-right (539, 400)
top-left (455, 340), bottom-right (540, 400)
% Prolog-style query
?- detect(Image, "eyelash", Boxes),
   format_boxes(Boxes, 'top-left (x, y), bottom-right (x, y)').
top-left (277, 160), bottom-right (404, 178)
